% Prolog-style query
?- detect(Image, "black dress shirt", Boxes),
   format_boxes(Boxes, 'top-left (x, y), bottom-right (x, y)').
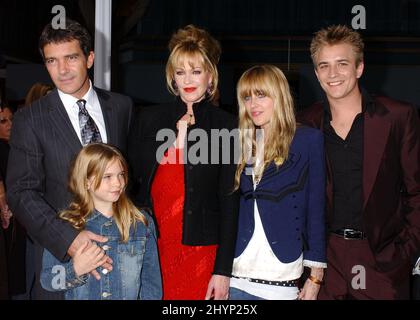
top-left (324, 96), bottom-right (373, 231)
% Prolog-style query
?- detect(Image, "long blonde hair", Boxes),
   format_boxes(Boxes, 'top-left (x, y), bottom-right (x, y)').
top-left (234, 65), bottom-right (296, 190)
top-left (59, 143), bottom-right (147, 242)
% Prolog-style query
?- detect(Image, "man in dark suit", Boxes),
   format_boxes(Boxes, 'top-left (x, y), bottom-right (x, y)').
top-left (298, 25), bottom-right (420, 299)
top-left (6, 19), bottom-right (132, 299)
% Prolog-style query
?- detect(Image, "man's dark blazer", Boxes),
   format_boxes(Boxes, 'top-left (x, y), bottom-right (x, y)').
top-left (298, 92), bottom-right (420, 277)
top-left (6, 87), bottom-right (132, 298)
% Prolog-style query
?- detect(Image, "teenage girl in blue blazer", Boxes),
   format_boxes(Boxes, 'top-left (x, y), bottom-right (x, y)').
top-left (229, 65), bottom-right (327, 300)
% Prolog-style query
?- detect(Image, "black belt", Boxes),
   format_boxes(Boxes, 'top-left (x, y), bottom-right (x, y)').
top-left (232, 276), bottom-right (299, 287)
top-left (332, 228), bottom-right (366, 240)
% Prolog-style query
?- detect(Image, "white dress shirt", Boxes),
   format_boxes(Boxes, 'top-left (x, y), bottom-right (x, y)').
top-left (57, 81), bottom-right (108, 144)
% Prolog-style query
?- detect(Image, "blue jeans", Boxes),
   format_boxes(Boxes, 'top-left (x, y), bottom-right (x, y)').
top-left (229, 287), bottom-right (266, 300)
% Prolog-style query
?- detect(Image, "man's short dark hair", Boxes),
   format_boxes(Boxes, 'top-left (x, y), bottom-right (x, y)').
top-left (39, 18), bottom-right (92, 60)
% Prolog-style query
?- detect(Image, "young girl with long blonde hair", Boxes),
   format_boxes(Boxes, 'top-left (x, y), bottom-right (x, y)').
top-left (40, 143), bottom-right (162, 300)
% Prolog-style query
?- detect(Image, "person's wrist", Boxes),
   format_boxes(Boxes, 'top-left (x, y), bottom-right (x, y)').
top-left (73, 264), bottom-right (83, 278)
top-left (308, 275), bottom-right (324, 286)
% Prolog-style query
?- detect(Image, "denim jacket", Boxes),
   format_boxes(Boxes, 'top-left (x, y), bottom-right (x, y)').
top-left (40, 209), bottom-right (162, 300)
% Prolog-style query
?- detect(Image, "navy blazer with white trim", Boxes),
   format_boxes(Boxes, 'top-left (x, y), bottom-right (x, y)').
top-left (235, 126), bottom-right (327, 264)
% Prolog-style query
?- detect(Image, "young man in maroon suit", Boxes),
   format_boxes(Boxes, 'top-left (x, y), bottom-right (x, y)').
top-left (298, 25), bottom-right (420, 299)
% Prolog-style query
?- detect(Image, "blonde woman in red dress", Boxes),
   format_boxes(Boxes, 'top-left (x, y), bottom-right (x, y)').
top-left (128, 25), bottom-right (239, 300)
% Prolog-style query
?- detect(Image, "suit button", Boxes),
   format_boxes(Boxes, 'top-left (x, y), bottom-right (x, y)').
top-left (189, 165), bottom-right (193, 170)
top-left (189, 187), bottom-right (194, 193)
top-left (294, 205), bottom-right (298, 209)
top-left (295, 217), bottom-right (299, 220)
top-left (187, 210), bottom-right (193, 215)
top-left (296, 228), bottom-right (299, 231)
top-left (297, 237), bottom-right (301, 240)
top-left (292, 195), bottom-right (296, 198)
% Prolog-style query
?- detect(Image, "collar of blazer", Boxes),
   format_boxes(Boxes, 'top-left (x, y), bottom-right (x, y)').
top-left (299, 89), bottom-right (393, 214)
top-left (46, 89), bottom-right (82, 153)
top-left (362, 97), bottom-right (391, 210)
top-left (322, 92), bottom-right (391, 212)
top-left (94, 86), bottom-right (115, 144)
top-left (46, 87), bottom-right (116, 150)
top-left (172, 96), bottom-right (212, 126)
top-left (324, 90), bottom-right (391, 211)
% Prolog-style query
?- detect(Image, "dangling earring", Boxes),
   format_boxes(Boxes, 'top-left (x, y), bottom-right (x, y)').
top-left (171, 79), bottom-right (179, 94)
top-left (207, 82), bottom-right (214, 95)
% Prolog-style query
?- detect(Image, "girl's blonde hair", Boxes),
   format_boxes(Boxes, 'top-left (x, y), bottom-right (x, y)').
top-left (165, 24), bottom-right (221, 102)
top-left (59, 143), bottom-right (147, 242)
top-left (234, 65), bottom-right (296, 190)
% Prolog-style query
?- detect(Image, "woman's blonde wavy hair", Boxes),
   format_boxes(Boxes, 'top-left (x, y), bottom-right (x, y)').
top-left (234, 65), bottom-right (296, 190)
top-left (165, 24), bottom-right (221, 102)
top-left (59, 143), bottom-right (147, 242)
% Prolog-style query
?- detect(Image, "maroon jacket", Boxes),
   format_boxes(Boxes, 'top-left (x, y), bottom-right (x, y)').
top-left (298, 92), bottom-right (420, 275)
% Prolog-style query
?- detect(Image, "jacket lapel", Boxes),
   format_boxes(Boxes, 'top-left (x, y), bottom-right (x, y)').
top-left (362, 103), bottom-right (391, 210)
top-left (316, 115), bottom-right (333, 214)
top-left (95, 87), bottom-right (115, 144)
top-left (311, 113), bottom-right (334, 218)
top-left (47, 89), bottom-right (82, 154)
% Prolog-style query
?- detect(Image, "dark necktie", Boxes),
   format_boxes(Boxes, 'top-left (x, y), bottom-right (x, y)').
top-left (77, 99), bottom-right (102, 145)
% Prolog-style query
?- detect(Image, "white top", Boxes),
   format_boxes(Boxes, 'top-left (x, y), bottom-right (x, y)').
top-left (231, 196), bottom-right (303, 300)
top-left (232, 200), bottom-right (304, 281)
top-left (231, 155), bottom-right (325, 300)
top-left (58, 81), bottom-right (108, 144)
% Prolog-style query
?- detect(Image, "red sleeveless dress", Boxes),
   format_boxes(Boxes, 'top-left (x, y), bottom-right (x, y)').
top-left (151, 147), bottom-right (217, 300)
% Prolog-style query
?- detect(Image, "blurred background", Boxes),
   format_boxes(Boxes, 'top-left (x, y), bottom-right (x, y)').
top-left (0, 0), bottom-right (419, 113)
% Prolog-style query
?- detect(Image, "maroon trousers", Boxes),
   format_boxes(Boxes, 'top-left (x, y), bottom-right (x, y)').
top-left (318, 234), bottom-right (410, 300)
